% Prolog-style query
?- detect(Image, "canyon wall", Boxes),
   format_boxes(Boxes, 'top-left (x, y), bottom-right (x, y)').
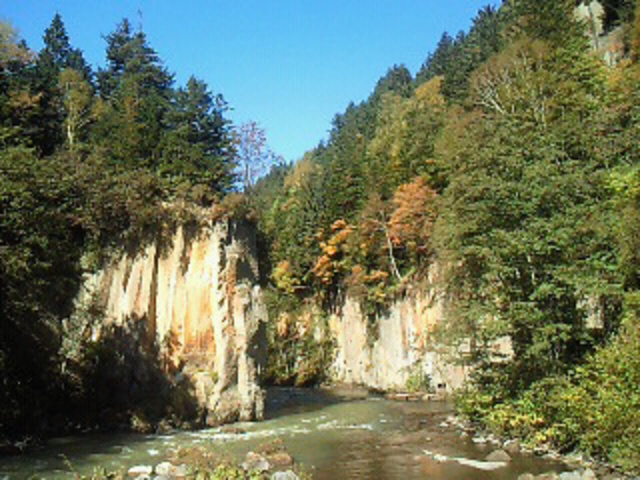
top-left (78, 219), bottom-right (267, 426)
top-left (328, 280), bottom-right (469, 393)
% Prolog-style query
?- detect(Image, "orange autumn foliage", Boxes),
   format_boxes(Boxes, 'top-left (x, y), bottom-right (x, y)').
top-left (388, 177), bottom-right (437, 255)
top-left (311, 219), bottom-right (354, 285)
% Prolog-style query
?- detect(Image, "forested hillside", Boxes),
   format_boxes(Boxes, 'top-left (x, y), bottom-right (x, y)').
top-left (2, 0), bottom-right (640, 472)
top-left (1, 15), bottom-right (238, 437)
top-left (254, 0), bottom-right (640, 472)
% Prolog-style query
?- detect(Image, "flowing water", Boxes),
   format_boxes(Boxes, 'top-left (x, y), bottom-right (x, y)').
top-left (0, 387), bottom-right (568, 479)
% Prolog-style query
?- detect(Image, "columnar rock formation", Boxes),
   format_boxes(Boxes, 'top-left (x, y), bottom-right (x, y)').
top-left (328, 285), bottom-right (469, 393)
top-left (81, 219), bottom-right (267, 425)
top-left (327, 265), bottom-right (512, 393)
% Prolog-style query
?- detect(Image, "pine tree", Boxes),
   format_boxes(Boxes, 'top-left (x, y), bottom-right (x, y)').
top-left (416, 32), bottom-right (455, 85)
top-left (93, 19), bottom-right (174, 167)
top-left (24, 14), bottom-right (92, 155)
top-left (159, 76), bottom-right (235, 197)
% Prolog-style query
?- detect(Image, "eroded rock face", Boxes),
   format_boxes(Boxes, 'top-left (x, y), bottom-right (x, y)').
top-left (80, 219), bottom-right (266, 425)
top-left (328, 281), bottom-right (514, 393)
top-left (328, 264), bottom-right (509, 393)
top-left (328, 287), bottom-right (468, 393)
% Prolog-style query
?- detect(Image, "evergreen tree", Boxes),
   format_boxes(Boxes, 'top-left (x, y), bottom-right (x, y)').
top-left (441, 7), bottom-right (502, 102)
top-left (93, 19), bottom-right (174, 167)
top-left (29, 13), bottom-right (92, 155)
top-left (39, 13), bottom-right (91, 76)
top-left (159, 76), bottom-right (234, 197)
top-left (416, 32), bottom-right (455, 85)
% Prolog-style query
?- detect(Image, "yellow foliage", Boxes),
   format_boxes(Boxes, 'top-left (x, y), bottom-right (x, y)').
top-left (272, 260), bottom-right (297, 294)
top-left (324, 245), bottom-right (338, 256)
top-left (365, 270), bottom-right (389, 283)
top-left (311, 219), bottom-right (354, 285)
top-left (276, 313), bottom-right (290, 337)
top-left (415, 76), bottom-right (445, 108)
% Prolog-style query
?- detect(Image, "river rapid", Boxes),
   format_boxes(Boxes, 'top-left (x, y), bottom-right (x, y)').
top-left (0, 387), bottom-right (568, 479)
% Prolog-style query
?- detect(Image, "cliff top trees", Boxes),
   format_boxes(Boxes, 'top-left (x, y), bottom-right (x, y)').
top-left (1, 14), bottom-right (241, 436)
top-left (233, 121), bottom-right (281, 194)
top-left (30, 14), bottom-right (92, 155)
top-left (92, 19), bottom-right (173, 167)
top-left (39, 13), bottom-right (91, 77)
top-left (159, 76), bottom-right (235, 199)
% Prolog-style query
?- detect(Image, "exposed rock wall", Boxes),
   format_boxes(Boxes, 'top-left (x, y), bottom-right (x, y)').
top-left (328, 282), bottom-right (468, 393)
top-left (80, 219), bottom-right (266, 425)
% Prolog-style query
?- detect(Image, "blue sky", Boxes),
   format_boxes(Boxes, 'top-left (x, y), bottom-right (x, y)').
top-left (2, 1), bottom-right (498, 162)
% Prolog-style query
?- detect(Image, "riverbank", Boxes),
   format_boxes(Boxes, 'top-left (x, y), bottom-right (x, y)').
top-left (441, 414), bottom-right (634, 480)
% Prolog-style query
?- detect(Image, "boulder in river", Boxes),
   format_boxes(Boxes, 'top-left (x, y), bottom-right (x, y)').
top-left (154, 461), bottom-right (187, 478)
top-left (517, 475), bottom-right (536, 480)
top-left (559, 472), bottom-right (584, 480)
top-left (535, 473), bottom-right (560, 480)
top-left (271, 471), bottom-right (299, 480)
top-left (127, 465), bottom-right (153, 477)
top-left (268, 451), bottom-right (294, 468)
top-left (486, 449), bottom-right (512, 462)
top-left (242, 451), bottom-right (271, 472)
top-left (503, 438), bottom-right (521, 454)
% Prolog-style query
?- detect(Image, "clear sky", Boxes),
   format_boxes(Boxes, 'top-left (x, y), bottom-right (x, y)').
top-left (2, 1), bottom-right (498, 163)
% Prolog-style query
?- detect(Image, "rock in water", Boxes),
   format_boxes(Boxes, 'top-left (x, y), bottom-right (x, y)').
top-left (503, 439), bottom-right (521, 454)
top-left (271, 471), bottom-right (299, 480)
top-left (242, 451), bottom-right (271, 473)
top-left (486, 449), bottom-right (511, 462)
top-left (127, 465), bottom-right (153, 477)
top-left (517, 475), bottom-right (536, 480)
top-left (559, 472), bottom-right (583, 480)
top-left (268, 451), bottom-right (294, 468)
top-left (154, 461), bottom-right (186, 478)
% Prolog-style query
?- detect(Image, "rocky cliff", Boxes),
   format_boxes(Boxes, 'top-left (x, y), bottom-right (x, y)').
top-left (328, 281), bottom-right (468, 394)
top-left (327, 266), bottom-right (512, 393)
top-left (77, 219), bottom-right (266, 426)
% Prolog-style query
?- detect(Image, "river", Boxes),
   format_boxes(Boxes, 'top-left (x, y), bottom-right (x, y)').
top-left (0, 387), bottom-right (568, 479)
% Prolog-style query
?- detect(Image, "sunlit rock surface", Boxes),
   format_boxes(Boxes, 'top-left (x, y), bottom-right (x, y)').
top-left (83, 219), bottom-right (266, 425)
top-left (329, 265), bottom-right (476, 393)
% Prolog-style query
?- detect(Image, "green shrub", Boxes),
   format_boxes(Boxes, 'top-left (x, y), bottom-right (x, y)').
top-left (457, 305), bottom-right (640, 474)
top-left (405, 364), bottom-right (433, 393)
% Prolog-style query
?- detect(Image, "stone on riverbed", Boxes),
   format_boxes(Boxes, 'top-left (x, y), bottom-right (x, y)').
top-left (271, 471), bottom-right (299, 480)
top-left (534, 474), bottom-right (559, 480)
top-left (127, 465), bottom-right (153, 477)
top-left (268, 451), bottom-right (294, 468)
top-left (517, 474), bottom-right (536, 480)
top-left (559, 472), bottom-right (584, 480)
top-left (503, 438), bottom-right (521, 454)
top-left (154, 461), bottom-right (187, 478)
top-left (423, 449), bottom-right (508, 471)
top-left (486, 449), bottom-right (511, 462)
top-left (242, 451), bottom-right (271, 472)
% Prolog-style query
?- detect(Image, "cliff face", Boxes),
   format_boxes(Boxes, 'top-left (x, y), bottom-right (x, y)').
top-left (328, 282), bottom-right (468, 393)
top-left (326, 263), bottom-right (516, 393)
top-left (80, 219), bottom-right (266, 426)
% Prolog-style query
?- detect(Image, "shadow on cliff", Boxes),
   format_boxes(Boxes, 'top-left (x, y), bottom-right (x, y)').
top-left (69, 315), bottom-right (202, 432)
